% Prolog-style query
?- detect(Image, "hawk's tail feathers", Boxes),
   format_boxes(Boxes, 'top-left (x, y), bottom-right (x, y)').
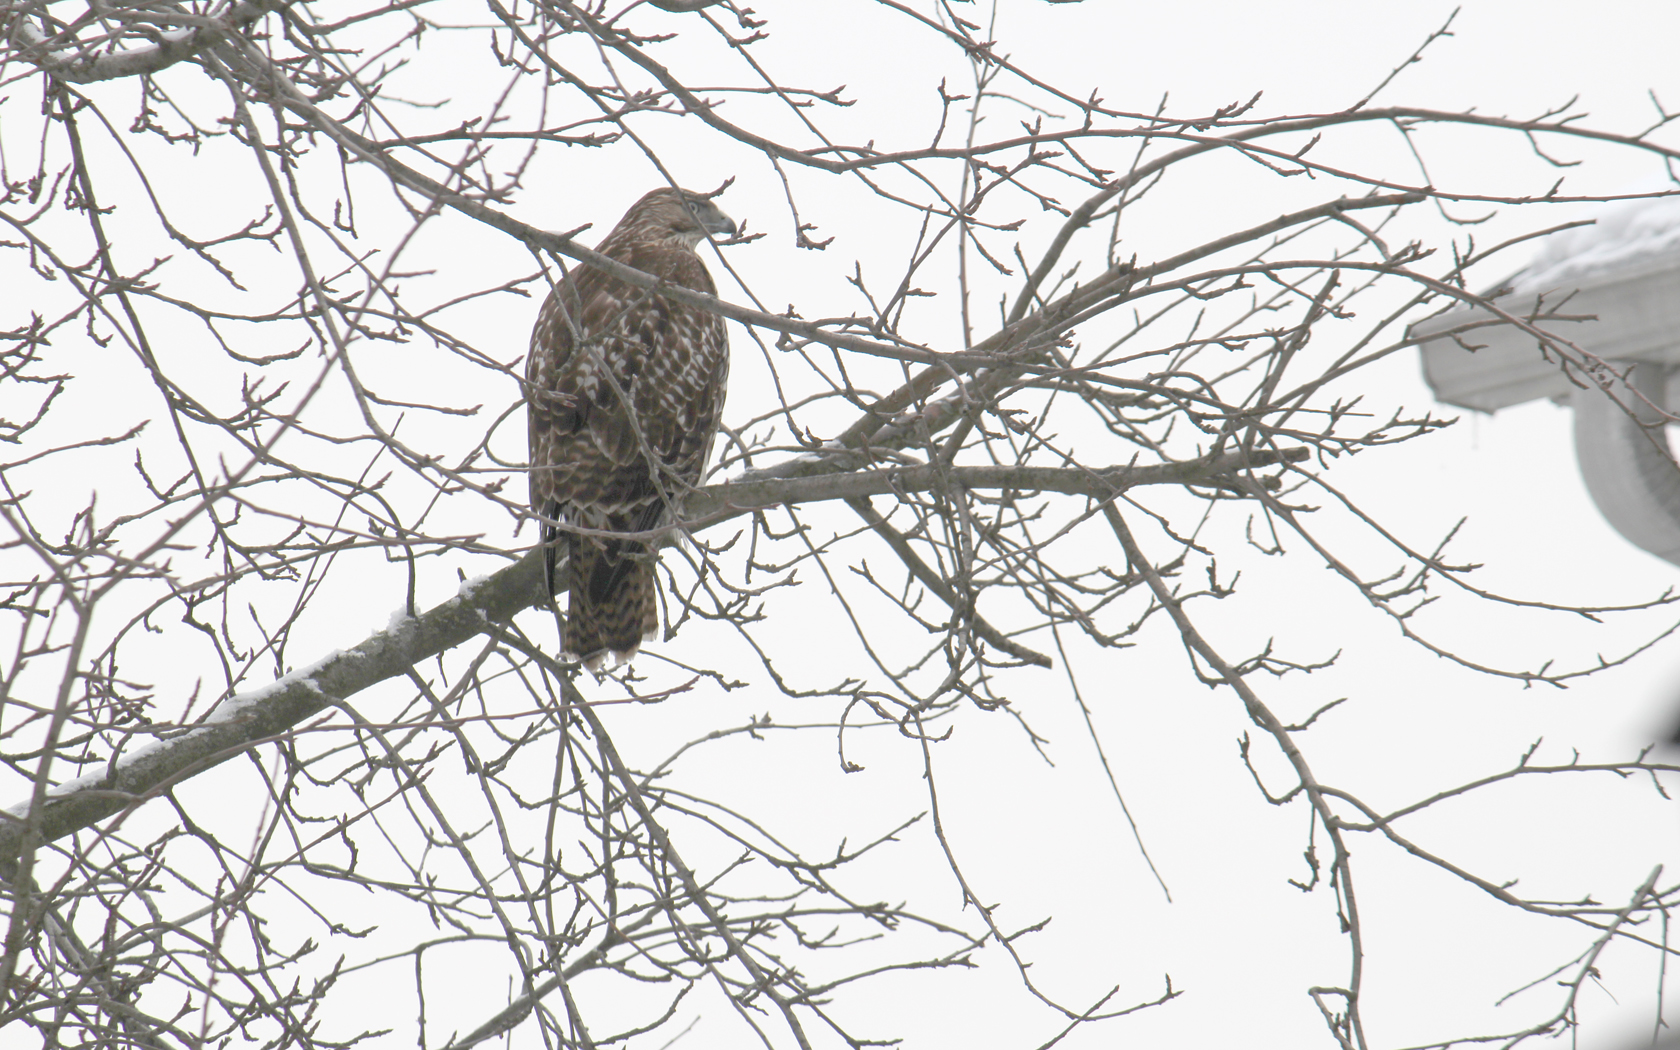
top-left (563, 541), bottom-right (659, 671)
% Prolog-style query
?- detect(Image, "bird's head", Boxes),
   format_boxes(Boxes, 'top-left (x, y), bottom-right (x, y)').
top-left (627, 188), bottom-right (737, 249)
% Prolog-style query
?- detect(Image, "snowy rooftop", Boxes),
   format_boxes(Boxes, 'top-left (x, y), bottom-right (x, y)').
top-left (1511, 194), bottom-right (1680, 294)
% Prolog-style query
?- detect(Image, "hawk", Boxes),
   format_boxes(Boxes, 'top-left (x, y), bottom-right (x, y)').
top-left (527, 187), bottom-right (735, 669)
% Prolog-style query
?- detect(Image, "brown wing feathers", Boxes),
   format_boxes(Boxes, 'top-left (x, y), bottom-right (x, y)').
top-left (526, 188), bottom-right (733, 669)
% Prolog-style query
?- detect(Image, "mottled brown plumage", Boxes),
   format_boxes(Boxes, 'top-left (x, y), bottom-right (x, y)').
top-left (526, 188), bottom-right (734, 669)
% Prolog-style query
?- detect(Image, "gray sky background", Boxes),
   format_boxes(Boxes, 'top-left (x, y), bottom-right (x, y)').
top-left (7, 2), bottom-right (1680, 1047)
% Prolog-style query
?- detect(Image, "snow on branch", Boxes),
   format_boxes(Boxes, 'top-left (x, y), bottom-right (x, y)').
top-left (0, 448), bottom-right (1302, 870)
top-left (12, 0), bottom-right (283, 84)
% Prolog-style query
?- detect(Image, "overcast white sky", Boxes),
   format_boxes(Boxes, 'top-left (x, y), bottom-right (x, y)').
top-left (478, 3), bottom-right (1680, 1046)
top-left (663, 4), bottom-right (1680, 1047)
top-left (9, 2), bottom-right (1680, 1048)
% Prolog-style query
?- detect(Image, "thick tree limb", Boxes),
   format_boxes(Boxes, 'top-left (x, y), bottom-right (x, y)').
top-left (12, 0), bottom-right (284, 84)
top-left (685, 448), bottom-right (1309, 524)
top-left (0, 447), bottom-right (1303, 870)
top-left (0, 554), bottom-right (545, 878)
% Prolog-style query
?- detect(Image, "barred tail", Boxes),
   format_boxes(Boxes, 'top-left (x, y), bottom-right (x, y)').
top-left (564, 539), bottom-right (659, 670)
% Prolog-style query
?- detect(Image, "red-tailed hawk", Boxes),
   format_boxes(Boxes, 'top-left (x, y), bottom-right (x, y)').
top-left (527, 187), bottom-right (735, 669)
